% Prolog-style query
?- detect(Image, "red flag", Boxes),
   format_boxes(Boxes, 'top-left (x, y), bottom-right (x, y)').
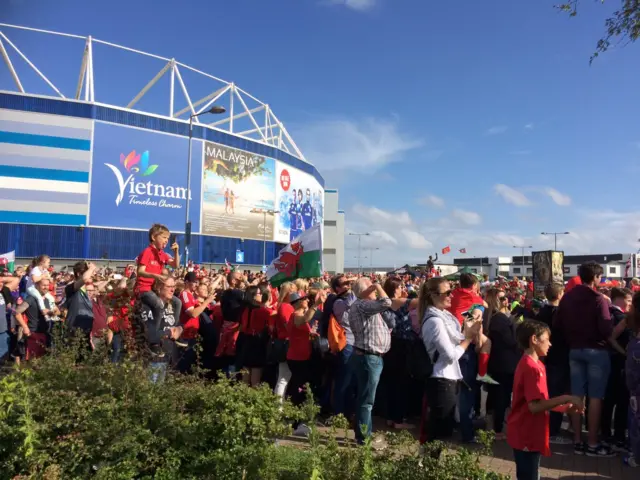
top-left (459, 248), bottom-right (466, 254)
top-left (442, 246), bottom-right (451, 255)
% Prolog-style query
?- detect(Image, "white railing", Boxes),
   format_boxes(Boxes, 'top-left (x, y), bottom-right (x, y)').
top-left (0, 23), bottom-right (306, 161)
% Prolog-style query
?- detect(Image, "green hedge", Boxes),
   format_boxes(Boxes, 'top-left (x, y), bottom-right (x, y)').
top-left (0, 339), bottom-right (506, 480)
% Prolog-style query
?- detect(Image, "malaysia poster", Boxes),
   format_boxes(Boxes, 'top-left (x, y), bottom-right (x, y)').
top-left (201, 142), bottom-right (276, 240)
top-left (274, 162), bottom-right (324, 244)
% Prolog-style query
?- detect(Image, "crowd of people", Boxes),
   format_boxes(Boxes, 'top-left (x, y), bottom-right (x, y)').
top-left (1, 223), bottom-right (639, 480)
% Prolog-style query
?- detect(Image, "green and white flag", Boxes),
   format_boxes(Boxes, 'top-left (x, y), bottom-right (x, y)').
top-left (267, 224), bottom-right (322, 287)
top-left (0, 250), bottom-right (15, 273)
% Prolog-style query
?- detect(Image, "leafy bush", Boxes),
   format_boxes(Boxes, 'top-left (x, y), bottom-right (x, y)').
top-left (0, 339), bottom-right (506, 480)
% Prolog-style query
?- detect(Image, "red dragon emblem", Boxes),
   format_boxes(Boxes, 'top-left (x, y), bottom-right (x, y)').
top-left (273, 242), bottom-right (304, 277)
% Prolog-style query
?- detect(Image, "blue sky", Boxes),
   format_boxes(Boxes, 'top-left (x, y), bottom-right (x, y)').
top-left (3, 0), bottom-right (640, 266)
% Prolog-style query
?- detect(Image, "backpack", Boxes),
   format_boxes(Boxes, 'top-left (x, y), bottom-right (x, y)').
top-left (327, 313), bottom-right (347, 354)
top-left (407, 315), bottom-right (438, 382)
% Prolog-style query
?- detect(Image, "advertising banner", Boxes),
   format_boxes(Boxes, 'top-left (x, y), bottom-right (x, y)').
top-left (201, 141), bottom-right (276, 240)
top-left (274, 162), bottom-right (324, 244)
top-left (532, 250), bottom-right (564, 296)
top-left (89, 122), bottom-right (202, 233)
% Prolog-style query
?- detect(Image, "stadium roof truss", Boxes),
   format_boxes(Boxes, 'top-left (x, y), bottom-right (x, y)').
top-left (0, 23), bottom-right (306, 161)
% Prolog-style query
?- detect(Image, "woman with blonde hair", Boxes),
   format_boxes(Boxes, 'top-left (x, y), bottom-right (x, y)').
top-left (483, 287), bottom-right (520, 440)
top-left (273, 282), bottom-right (297, 402)
top-left (418, 277), bottom-right (482, 442)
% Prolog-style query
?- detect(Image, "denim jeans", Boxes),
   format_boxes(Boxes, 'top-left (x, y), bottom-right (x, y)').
top-left (458, 345), bottom-right (478, 442)
top-left (513, 449), bottom-right (541, 480)
top-left (351, 353), bottom-right (384, 442)
top-left (111, 332), bottom-right (124, 363)
top-left (569, 348), bottom-right (610, 399)
top-left (333, 344), bottom-right (356, 416)
top-left (0, 332), bottom-right (9, 362)
top-left (149, 361), bottom-right (168, 384)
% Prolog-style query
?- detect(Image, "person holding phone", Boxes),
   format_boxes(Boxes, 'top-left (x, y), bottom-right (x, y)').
top-left (418, 277), bottom-right (483, 442)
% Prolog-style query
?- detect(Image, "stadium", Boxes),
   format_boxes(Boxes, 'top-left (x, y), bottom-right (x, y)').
top-left (0, 24), bottom-right (344, 272)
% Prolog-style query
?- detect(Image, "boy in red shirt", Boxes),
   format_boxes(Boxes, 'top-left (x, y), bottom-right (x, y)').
top-left (134, 224), bottom-right (180, 295)
top-left (507, 320), bottom-right (584, 480)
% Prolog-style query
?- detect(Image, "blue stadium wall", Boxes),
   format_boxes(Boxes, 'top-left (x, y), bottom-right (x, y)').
top-left (0, 92), bottom-right (324, 264)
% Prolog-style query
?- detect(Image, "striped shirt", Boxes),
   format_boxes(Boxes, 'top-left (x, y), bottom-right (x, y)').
top-left (349, 297), bottom-right (393, 355)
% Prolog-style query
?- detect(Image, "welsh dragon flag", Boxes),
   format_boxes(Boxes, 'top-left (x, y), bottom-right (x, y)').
top-left (0, 250), bottom-right (15, 273)
top-left (267, 224), bottom-right (322, 287)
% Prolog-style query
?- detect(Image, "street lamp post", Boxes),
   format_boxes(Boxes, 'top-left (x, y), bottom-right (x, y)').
top-left (250, 208), bottom-right (280, 269)
top-left (513, 245), bottom-right (533, 276)
top-left (349, 232), bottom-right (370, 274)
top-left (185, 105), bottom-right (226, 266)
top-left (369, 247), bottom-right (380, 273)
top-left (541, 231), bottom-right (570, 251)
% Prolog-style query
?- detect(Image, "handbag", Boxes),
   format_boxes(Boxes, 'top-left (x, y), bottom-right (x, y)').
top-left (266, 337), bottom-right (288, 365)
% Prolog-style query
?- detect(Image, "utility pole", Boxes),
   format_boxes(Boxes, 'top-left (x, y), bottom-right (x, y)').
top-left (513, 245), bottom-right (533, 276)
top-left (349, 232), bottom-right (370, 274)
top-left (541, 231), bottom-right (569, 251)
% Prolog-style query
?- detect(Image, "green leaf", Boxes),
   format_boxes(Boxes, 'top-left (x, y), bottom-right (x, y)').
top-left (141, 164), bottom-right (159, 176)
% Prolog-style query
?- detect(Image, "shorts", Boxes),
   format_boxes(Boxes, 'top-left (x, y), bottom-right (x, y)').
top-left (569, 348), bottom-right (610, 399)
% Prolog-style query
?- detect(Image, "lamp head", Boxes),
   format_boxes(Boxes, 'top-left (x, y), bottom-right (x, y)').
top-left (208, 105), bottom-right (226, 114)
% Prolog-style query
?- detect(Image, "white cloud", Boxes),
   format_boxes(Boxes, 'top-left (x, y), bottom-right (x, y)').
top-left (494, 184), bottom-right (532, 207)
top-left (401, 229), bottom-right (432, 249)
top-left (452, 209), bottom-right (482, 225)
top-left (418, 195), bottom-right (445, 208)
top-left (485, 125), bottom-right (508, 135)
top-left (352, 203), bottom-right (412, 226)
top-left (370, 230), bottom-right (398, 246)
top-left (524, 123), bottom-right (534, 130)
top-left (327, 0), bottom-right (377, 11)
top-left (543, 187), bottom-right (571, 206)
top-left (324, 0), bottom-right (377, 11)
top-left (293, 116), bottom-right (422, 172)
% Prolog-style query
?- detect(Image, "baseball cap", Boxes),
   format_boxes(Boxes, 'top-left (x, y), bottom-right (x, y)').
top-left (288, 292), bottom-right (307, 304)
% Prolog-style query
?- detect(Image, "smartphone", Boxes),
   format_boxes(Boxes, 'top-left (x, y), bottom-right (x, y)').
top-left (462, 304), bottom-right (485, 319)
top-left (170, 235), bottom-right (176, 245)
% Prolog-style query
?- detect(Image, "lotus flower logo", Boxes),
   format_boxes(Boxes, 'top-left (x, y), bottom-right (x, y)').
top-left (105, 150), bottom-right (159, 206)
top-left (120, 150), bottom-right (158, 176)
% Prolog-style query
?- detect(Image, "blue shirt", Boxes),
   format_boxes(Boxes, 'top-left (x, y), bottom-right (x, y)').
top-left (302, 202), bottom-right (313, 230)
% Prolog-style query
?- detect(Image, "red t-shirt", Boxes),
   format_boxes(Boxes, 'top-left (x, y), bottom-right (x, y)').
top-left (286, 311), bottom-right (312, 361)
top-left (240, 306), bottom-right (275, 335)
top-left (507, 354), bottom-right (551, 456)
top-left (276, 303), bottom-right (294, 340)
top-left (134, 245), bottom-right (171, 294)
top-left (180, 289), bottom-right (200, 339)
top-left (565, 276), bottom-right (582, 293)
top-left (211, 304), bottom-right (224, 331)
top-left (448, 288), bottom-right (483, 325)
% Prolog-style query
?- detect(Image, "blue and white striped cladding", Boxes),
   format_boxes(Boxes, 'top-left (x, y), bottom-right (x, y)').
top-left (0, 109), bottom-right (92, 226)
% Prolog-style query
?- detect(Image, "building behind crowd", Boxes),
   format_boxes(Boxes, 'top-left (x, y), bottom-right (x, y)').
top-left (0, 24), bottom-right (345, 273)
top-left (452, 253), bottom-right (640, 280)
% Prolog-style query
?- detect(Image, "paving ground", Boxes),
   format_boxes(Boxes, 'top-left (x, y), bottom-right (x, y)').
top-left (478, 441), bottom-right (634, 480)
top-left (294, 416), bottom-right (637, 480)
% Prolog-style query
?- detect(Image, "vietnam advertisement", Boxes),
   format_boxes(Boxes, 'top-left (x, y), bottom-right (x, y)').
top-left (274, 162), bottom-right (324, 244)
top-left (89, 122), bottom-right (202, 233)
top-left (201, 141), bottom-right (276, 240)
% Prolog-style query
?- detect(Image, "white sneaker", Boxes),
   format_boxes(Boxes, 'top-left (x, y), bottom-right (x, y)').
top-left (293, 424), bottom-right (311, 437)
top-left (476, 374), bottom-right (500, 385)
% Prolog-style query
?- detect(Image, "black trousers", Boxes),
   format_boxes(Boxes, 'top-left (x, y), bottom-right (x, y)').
top-left (425, 377), bottom-right (459, 441)
top-left (489, 372), bottom-right (514, 434)
top-left (601, 355), bottom-right (629, 442)
top-left (383, 336), bottom-right (412, 424)
top-left (547, 360), bottom-right (570, 437)
top-left (287, 359), bottom-right (312, 407)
